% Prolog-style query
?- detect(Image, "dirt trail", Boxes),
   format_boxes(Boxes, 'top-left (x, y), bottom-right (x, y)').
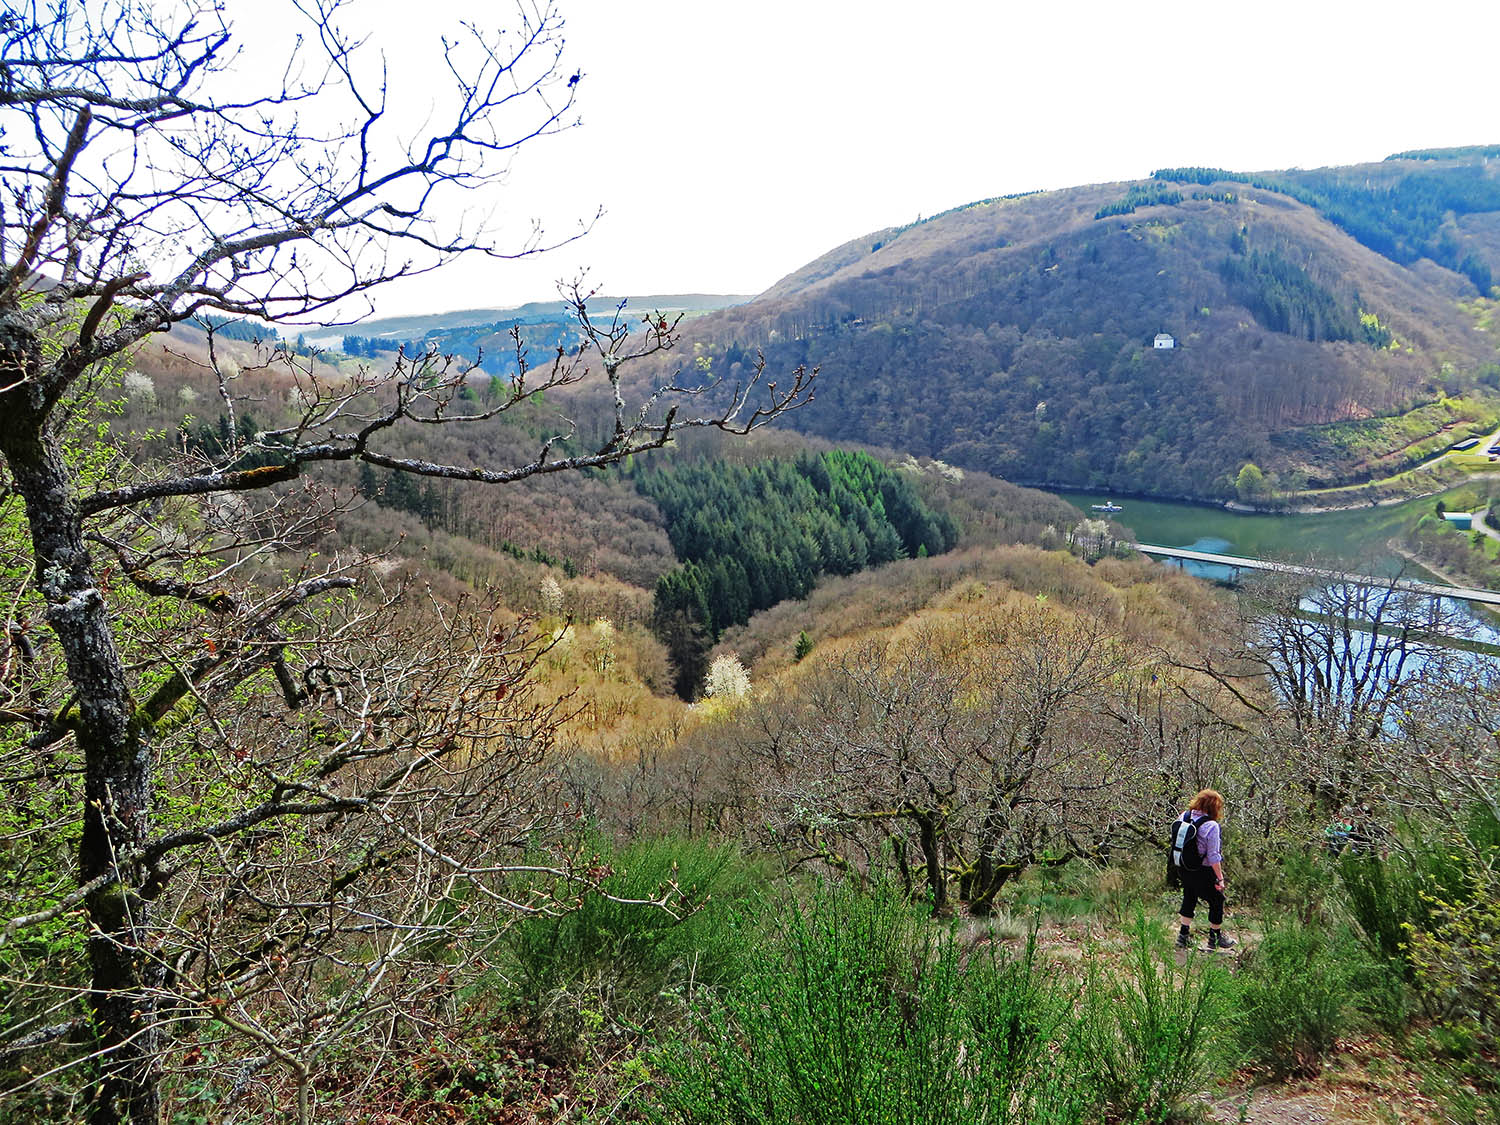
top-left (1202, 1040), bottom-right (1445, 1125)
top-left (976, 917), bottom-right (1445, 1125)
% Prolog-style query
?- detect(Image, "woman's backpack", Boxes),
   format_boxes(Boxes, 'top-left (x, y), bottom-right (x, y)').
top-left (1165, 811), bottom-right (1202, 887)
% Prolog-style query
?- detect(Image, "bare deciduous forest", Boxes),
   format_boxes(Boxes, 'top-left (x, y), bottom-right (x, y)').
top-left (1, 4), bottom-right (1498, 1125)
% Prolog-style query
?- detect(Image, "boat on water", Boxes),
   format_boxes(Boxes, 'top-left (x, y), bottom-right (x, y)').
top-left (1091, 502), bottom-right (1123, 514)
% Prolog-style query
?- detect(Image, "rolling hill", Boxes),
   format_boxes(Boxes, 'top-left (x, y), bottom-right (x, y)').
top-left (308, 293), bottom-right (751, 376)
top-left (641, 147), bottom-right (1500, 501)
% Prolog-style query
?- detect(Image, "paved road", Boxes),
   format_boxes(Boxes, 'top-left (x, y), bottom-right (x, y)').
top-left (1472, 506), bottom-right (1500, 545)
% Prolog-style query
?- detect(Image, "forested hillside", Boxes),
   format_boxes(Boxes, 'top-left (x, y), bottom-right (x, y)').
top-left (636, 449), bottom-right (959, 694)
top-left (110, 329), bottom-right (1071, 688)
top-left (19, 330), bottom-right (1500, 1123)
top-left (11, 6), bottom-right (1500, 1121)
top-left (623, 150), bottom-right (1500, 500)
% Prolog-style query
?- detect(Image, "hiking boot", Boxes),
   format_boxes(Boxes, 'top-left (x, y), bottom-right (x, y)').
top-left (1208, 931), bottom-right (1235, 950)
top-left (1175, 930), bottom-right (1192, 949)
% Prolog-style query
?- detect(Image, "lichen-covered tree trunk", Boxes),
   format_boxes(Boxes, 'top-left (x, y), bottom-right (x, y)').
top-left (0, 347), bottom-right (159, 1124)
top-left (913, 810), bottom-right (949, 916)
top-left (968, 792), bottom-right (1010, 917)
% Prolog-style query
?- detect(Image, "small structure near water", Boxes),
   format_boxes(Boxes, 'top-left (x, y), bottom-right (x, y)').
top-left (1443, 511), bottom-right (1475, 530)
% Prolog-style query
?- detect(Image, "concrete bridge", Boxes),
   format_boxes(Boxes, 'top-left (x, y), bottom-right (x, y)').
top-left (1132, 543), bottom-right (1500, 608)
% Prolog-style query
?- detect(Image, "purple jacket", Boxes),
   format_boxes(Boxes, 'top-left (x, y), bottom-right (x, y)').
top-left (1187, 810), bottom-right (1222, 866)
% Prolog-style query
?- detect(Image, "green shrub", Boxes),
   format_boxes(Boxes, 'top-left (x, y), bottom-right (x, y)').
top-left (1411, 1021), bottom-right (1500, 1125)
top-left (1345, 950), bottom-right (1415, 1035)
top-left (1236, 918), bottom-right (1355, 1076)
top-left (1005, 860), bottom-right (1108, 920)
top-left (497, 836), bottom-right (769, 1040)
top-left (1260, 849), bottom-right (1341, 923)
top-left (1407, 819), bottom-right (1500, 1041)
top-left (1339, 844), bottom-right (1429, 977)
top-left (643, 884), bottom-right (1085, 1125)
top-left (1214, 813), bottom-right (1324, 909)
top-left (1075, 857), bottom-right (1170, 928)
top-left (1340, 802), bottom-right (1500, 1025)
top-left (1074, 912), bottom-right (1238, 1124)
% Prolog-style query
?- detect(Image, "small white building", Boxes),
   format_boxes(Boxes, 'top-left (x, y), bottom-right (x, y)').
top-left (1153, 332), bottom-right (1175, 349)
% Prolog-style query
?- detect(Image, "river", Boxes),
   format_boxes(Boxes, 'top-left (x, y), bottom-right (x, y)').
top-left (1055, 489), bottom-right (1500, 646)
top-left (1056, 490), bottom-right (1434, 573)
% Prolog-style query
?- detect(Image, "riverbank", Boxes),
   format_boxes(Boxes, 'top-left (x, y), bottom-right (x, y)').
top-left (1225, 495), bottom-right (1414, 515)
top-left (1252, 467), bottom-right (1500, 514)
top-left (1048, 454), bottom-right (1500, 517)
top-left (1389, 542), bottom-right (1471, 590)
top-left (1052, 484), bottom-right (1430, 519)
top-left (1052, 489), bottom-right (1476, 583)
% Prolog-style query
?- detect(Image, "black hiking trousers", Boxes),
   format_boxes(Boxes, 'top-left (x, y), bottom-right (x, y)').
top-left (1178, 867), bottom-right (1224, 926)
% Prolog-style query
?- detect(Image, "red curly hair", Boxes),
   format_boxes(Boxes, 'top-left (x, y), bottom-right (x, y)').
top-left (1189, 789), bottom-right (1224, 820)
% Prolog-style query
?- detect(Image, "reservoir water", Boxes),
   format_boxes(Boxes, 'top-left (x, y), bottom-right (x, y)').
top-left (1056, 490), bottom-right (1432, 573)
top-left (1056, 490), bottom-right (1500, 646)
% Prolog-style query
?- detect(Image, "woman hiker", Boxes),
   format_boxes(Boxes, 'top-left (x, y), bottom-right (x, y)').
top-left (1175, 788), bottom-right (1235, 951)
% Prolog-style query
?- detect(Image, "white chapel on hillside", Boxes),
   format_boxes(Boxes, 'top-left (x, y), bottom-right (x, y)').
top-left (1153, 332), bottom-right (1176, 349)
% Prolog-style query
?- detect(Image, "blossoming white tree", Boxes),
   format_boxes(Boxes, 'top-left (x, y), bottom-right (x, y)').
top-left (704, 653), bottom-right (752, 702)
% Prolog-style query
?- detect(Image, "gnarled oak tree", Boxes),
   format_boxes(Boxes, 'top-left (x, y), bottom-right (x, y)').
top-left (0, 3), bottom-right (810, 1121)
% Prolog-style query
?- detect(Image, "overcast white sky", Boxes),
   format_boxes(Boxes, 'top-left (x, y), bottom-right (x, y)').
top-left (311, 0), bottom-right (1500, 320)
